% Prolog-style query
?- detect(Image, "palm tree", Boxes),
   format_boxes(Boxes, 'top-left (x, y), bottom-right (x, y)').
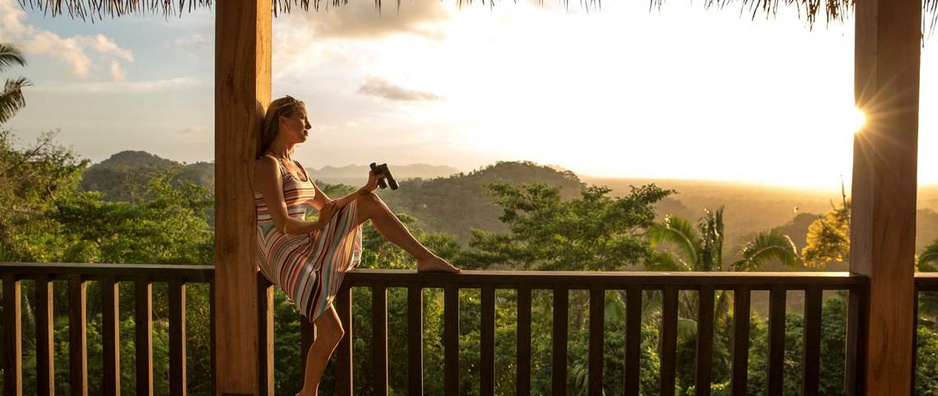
top-left (643, 205), bottom-right (799, 324)
top-left (0, 43), bottom-right (32, 125)
top-left (919, 240), bottom-right (938, 272)
top-left (647, 206), bottom-right (799, 273)
top-left (642, 206), bottom-right (800, 391)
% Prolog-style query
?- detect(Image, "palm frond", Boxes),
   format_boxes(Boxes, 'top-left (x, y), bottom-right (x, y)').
top-left (606, 290), bottom-right (627, 322)
top-left (16, 0), bottom-right (340, 20)
top-left (0, 43), bottom-right (27, 73)
top-left (0, 77), bottom-right (32, 125)
top-left (15, 0), bottom-right (938, 30)
top-left (919, 240), bottom-right (938, 272)
top-left (646, 250), bottom-right (692, 271)
top-left (648, 216), bottom-right (700, 268)
top-left (677, 317), bottom-right (699, 339)
top-left (734, 229), bottom-right (799, 270)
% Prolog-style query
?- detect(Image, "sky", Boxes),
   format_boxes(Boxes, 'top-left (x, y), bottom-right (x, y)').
top-left (1, 0), bottom-right (936, 190)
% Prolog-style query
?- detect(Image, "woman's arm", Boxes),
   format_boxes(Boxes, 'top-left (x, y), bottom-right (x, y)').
top-left (255, 156), bottom-right (335, 235)
top-left (309, 169), bottom-right (384, 210)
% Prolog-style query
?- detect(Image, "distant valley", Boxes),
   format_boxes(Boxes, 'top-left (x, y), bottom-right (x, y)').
top-left (80, 151), bottom-right (938, 263)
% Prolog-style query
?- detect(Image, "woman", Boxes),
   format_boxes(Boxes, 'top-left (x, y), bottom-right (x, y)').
top-left (254, 95), bottom-right (460, 395)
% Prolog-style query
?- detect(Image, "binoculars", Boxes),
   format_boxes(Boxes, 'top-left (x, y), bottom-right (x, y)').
top-left (370, 162), bottom-right (399, 190)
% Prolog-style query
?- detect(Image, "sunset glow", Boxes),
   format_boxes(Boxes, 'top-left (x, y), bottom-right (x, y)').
top-left (3, 0), bottom-right (936, 191)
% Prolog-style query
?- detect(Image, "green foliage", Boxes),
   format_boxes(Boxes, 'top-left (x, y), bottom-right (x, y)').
top-left (9, 133), bottom-right (938, 395)
top-left (469, 183), bottom-right (672, 271)
top-left (0, 131), bottom-right (89, 262)
top-left (52, 174), bottom-right (214, 265)
top-left (734, 229), bottom-right (799, 271)
top-left (78, 150), bottom-right (215, 203)
top-left (648, 207), bottom-right (798, 273)
top-left (919, 240), bottom-right (938, 272)
top-left (802, 200), bottom-right (851, 268)
top-left (916, 317), bottom-right (938, 394)
top-left (380, 161), bottom-right (586, 243)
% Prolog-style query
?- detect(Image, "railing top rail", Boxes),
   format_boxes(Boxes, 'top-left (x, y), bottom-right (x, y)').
top-left (0, 263), bottom-right (875, 289)
top-left (915, 272), bottom-right (938, 290)
top-left (0, 262), bottom-right (214, 282)
top-left (345, 269), bottom-right (868, 290)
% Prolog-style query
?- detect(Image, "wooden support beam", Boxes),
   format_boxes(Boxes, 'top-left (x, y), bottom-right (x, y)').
top-left (851, 0), bottom-right (921, 394)
top-left (214, 1), bottom-right (272, 395)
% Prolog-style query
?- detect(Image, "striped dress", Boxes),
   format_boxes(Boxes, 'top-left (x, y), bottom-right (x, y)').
top-left (255, 160), bottom-right (362, 322)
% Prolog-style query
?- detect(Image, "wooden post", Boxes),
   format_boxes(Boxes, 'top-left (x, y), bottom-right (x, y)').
top-left (851, 0), bottom-right (921, 394)
top-left (214, 1), bottom-right (272, 395)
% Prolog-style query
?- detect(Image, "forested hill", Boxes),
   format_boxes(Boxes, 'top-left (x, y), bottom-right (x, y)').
top-left (81, 150), bottom-right (214, 201)
top-left (78, 151), bottom-right (938, 253)
top-left (309, 163), bottom-right (460, 185)
top-left (376, 161), bottom-right (586, 242)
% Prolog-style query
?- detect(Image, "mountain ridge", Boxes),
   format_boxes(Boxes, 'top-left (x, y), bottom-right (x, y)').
top-left (78, 150), bottom-right (938, 254)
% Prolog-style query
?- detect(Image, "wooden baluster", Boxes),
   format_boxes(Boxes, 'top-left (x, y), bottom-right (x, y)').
top-left (372, 284), bottom-right (388, 395)
top-left (517, 285), bottom-right (532, 396)
top-left (696, 285), bottom-right (715, 396)
top-left (480, 285), bottom-right (496, 396)
top-left (300, 318), bottom-right (314, 393)
top-left (169, 279), bottom-right (187, 396)
top-left (660, 287), bottom-right (678, 396)
top-left (845, 284), bottom-right (869, 396)
top-left (209, 279), bottom-right (216, 396)
top-left (552, 287), bottom-right (568, 396)
top-left (102, 278), bottom-right (121, 395)
top-left (2, 274), bottom-right (22, 396)
top-left (407, 285), bottom-right (423, 395)
top-left (301, 318), bottom-right (313, 373)
top-left (256, 274), bottom-right (274, 396)
top-left (35, 277), bottom-right (54, 396)
top-left (136, 279), bottom-right (153, 396)
top-left (732, 285), bottom-right (751, 396)
top-left (335, 284), bottom-right (353, 396)
top-left (69, 276), bottom-right (88, 396)
top-left (767, 286), bottom-right (787, 396)
top-left (624, 286), bottom-right (641, 396)
top-left (802, 286), bottom-right (823, 396)
top-left (588, 286), bottom-right (604, 396)
top-left (444, 286), bottom-right (459, 396)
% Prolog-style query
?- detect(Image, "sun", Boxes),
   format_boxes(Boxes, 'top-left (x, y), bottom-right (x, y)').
top-left (847, 107), bottom-right (867, 134)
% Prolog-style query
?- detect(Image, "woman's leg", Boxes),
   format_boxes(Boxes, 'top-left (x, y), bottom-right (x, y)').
top-left (354, 192), bottom-right (460, 272)
top-left (297, 306), bottom-right (344, 396)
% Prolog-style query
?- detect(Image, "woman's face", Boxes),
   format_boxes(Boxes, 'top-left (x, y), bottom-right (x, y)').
top-left (279, 105), bottom-right (312, 144)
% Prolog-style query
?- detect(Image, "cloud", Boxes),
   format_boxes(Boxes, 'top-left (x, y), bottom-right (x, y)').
top-left (110, 60), bottom-right (126, 81)
top-left (358, 77), bottom-right (443, 101)
top-left (169, 34), bottom-right (213, 50)
top-left (0, 0), bottom-right (134, 81)
top-left (0, 0), bottom-right (29, 39)
top-left (31, 77), bottom-right (203, 94)
top-left (281, 0), bottom-right (453, 41)
top-left (178, 125), bottom-right (210, 135)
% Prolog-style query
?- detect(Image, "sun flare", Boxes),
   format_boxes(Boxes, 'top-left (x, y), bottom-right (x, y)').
top-left (847, 107), bottom-right (867, 134)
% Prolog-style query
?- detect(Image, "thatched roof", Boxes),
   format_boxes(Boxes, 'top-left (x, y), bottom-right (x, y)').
top-left (16, 0), bottom-right (938, 29)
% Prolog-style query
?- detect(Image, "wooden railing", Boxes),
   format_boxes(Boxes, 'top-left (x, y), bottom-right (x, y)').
top-left (0, 263), bottom-right (213, 396)
top-left (2, 264), bottom-right (873, 395)
top-left (914, 272), bottom-right (938, 392)
top-left (334, 270), bottom-right (870, 396)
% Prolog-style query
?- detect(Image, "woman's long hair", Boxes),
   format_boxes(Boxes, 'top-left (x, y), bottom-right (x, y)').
top-left (258, 95), bottom-right (305, 158)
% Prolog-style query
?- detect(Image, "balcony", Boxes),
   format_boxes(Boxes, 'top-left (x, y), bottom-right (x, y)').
top-left (8, 262), bottom-right (918, 395)
top-left (2, 0), bottom-right (925, 393)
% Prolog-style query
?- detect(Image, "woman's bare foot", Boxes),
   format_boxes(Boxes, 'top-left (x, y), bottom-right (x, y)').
top-left (417, 255), bottom-right (461, 273)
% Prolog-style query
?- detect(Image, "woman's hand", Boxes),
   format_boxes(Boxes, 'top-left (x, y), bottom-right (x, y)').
top-left (317, 200), bottom-right (338, 228)
top-left (363, 168), bottom-right (384, 193)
